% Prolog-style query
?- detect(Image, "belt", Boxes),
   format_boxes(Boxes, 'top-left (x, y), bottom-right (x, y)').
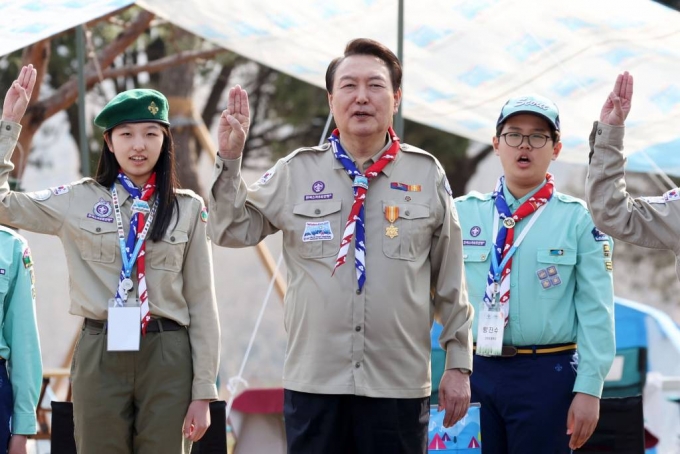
top-left (84, 317), bottom-right (183, 333)
top-left (473, 343), bottom-right (577, 357)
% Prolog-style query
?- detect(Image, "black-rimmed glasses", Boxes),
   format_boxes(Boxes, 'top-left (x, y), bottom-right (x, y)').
top-left (499, 132), bottom-right (551, 148)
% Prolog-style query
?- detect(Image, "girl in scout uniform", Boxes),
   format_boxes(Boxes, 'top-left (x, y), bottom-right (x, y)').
top-left (454, 95), bottom-right (615, 453)
top-left (0, 65), bottom-right (220, 453)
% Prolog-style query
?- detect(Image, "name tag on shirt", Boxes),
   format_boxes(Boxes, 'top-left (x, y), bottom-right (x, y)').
top-left (107, 298), bottom-right (141, 351)
top-left (476, 303), bottom-right (504, 357)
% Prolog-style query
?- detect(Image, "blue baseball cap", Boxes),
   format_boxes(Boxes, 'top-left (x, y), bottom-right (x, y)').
top-left (496, 95), bottom-right (560, 132)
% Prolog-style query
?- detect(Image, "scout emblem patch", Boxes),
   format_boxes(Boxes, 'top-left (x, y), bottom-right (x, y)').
top-left (22, 247), bottom-right (33, 268)
top-left (302, 221), bottom-right (333, 242)
top-left (148, 101), bottom-right (159, 116)
top-left (88, 198), bottom-right (114, 222)
top-left (304, 180), bottom-right (333, 200)
top-left (470, 226), bottom-right (481, 237)
top-left (385, 206), bottom-right (399, 239)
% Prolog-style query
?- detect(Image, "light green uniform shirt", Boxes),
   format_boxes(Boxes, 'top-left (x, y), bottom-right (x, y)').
top-left (454, 182), bottom-right (615, 397)
top-left (0, 226), bottom-right (42, 434)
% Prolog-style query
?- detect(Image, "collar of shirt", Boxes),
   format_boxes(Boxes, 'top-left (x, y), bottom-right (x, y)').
top-left (502, 179), bottom-right (547, 211)
top-left (331, 133), bottom-right (397, 176)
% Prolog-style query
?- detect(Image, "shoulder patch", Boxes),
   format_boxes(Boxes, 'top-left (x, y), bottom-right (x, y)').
top-left (257, 166), bottom-right (276, 185)
top-left (641, 188), bottom-right (680, 204)
top-left (27, 189), bottom-right (52, 201)
top-left (22, 246), bottom-right (33, 268)
top-left (592, 227), bottom-right (609, 242)
top-left (50, 184), bottom-right (70, 196)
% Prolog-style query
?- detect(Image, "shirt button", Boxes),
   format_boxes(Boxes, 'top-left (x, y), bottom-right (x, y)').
top-left (314, 209), bottom-right (321, 215)
top-left (5, 125), bottom-right (10, 131)
top-left (405, 210), bottom-right (410, 216)
top-left (355, 326), bottom-right (361, 332)
top-left (170, 236), bottom-right (176, 242)
top-left (597, 128), bottom-right (602, 135)
top-left (480, 254), bottom-right (486, 260)
top-left (356, 289), bottom-right (362, 295)
top-left (215, 163), bottom-right (220, 168)
top-left (96, 227), bottom-right (101, 232)
top-left (355, 362), bottom-right (361, 368)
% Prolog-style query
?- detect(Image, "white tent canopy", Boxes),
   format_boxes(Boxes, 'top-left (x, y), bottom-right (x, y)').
top-left (3, 0), bottom-right (680, 170)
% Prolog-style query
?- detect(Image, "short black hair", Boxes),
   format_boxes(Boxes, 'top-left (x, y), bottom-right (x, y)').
top-left (325, 38), bottom-right (402, 94)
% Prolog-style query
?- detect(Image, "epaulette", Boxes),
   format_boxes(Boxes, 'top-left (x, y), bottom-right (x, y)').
top-left (0, 225), bottom-right (28, 245)
top-left (553, 192), bottom-right (587, 210)
top-left (282, 143), bottom-right (331, 163)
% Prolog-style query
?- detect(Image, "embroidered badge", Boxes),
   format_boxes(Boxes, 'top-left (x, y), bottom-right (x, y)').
top-left (463, 240), bottom-right (486, 246)
top-left (592, 227), bottom-right (609, 242)
top-left (51, 185), bottom-right (70, 196)
top-left (470, 226), bottom-right (481, 237)
top-left (148, 101), bottom-right (159, 116)
top-left (0, 269), bottom-right (5, 275)
top-left (605, 260), bottom-right (613, 271)
top-left (312, 181), bottom-right (325, 193)
top-left (304, 193), bottom-right (333, 201)
top-left (390, 182), bottom-right (422, 192)
top-left (555, 363), bottom-right (563, 372)
top-left (131, 198), bottom-right (150, 215)
top-left (302, 221), bottom-right (334, 242)
top-left (87, 198), bottom-right (114, 222)
top-left (664, 188), bottom-right (680, 202)
top-left (22, 247), bottom-right (33, 268)
top-left (200, 207), bottom-right (209, 223)
top-left (28, 189), bottom-right (52, 201)
top-left (257, 166), bottom-right (276, 185)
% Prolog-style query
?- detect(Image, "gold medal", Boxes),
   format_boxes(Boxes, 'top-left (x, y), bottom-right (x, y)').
top-left (503, 217), bottom-right (516, 229)
top-left (385, 205), bottom-right (399, 239)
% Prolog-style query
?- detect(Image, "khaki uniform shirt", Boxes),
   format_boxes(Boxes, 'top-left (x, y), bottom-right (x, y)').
top-left (586, 121), bottom-right (680, 280)
top-left (209, 138), bottom-right (473, 398)
top-left (0, 121), bottom-right (219, 400)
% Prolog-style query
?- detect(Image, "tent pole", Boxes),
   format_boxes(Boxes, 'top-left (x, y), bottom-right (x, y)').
top-left (76, 25), bottom-right (90, 177)
top-left (394, 0), bottom-right (404, 139)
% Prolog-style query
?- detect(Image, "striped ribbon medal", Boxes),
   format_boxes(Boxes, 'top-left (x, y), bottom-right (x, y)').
top-left (330, 127), bottom-right (400, 290)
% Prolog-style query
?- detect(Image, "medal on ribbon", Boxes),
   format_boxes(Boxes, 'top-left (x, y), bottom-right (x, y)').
top-left (385, 205), bottom-right (399, 239)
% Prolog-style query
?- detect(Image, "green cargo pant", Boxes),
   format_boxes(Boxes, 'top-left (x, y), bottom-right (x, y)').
top-left (71, 320), bottom-right (193, 453)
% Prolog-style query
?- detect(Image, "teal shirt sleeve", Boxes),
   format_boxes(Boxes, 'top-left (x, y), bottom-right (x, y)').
top-left (571, 212), bottom-right (616, 397)
top-left (0, 229), bottom-right (42, 434)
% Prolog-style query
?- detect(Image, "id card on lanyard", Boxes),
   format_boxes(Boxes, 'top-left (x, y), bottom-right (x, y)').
top-left (107, 185), bottom-right (157, 351)
top-left (476, 204), bottom-right (547, 356)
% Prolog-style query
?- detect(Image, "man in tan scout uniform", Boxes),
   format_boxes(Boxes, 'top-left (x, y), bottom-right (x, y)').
top-left (586, 72), bottom-right (680, 279)
top-left (209, 38), bottom-right (473, 453)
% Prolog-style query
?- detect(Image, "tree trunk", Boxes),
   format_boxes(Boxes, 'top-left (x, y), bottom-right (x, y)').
top-left (157, 27), bottom-right (204, 199)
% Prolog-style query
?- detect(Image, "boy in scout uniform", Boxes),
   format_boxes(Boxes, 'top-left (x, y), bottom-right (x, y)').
top-left (0, 65), bottom-right (219, 453)
top-left (454, 95), bottom-right (616, 453)
top-left (586, 72), bottom-right (680, 279)
top-left (0, 227), bottom-right (42, 454)
top-left (209, 38), bottom-right (473, 453)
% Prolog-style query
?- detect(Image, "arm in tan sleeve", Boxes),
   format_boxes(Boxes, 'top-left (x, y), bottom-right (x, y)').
top-left (586, 121), bottom-right (680, 250)
top-left (430, 170), bottom-right (474, 371)
top-left (208, 154), bottom-right (287, 247)
top-left (183, 196), bottom-right (220, 400)
top-left (0, 120), bottom-right (70, 234)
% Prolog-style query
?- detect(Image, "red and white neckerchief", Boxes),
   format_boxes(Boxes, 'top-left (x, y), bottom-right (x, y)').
top-left (485, 173), bottom-right (555, 324)
top-left (112, 172), bottom-right (158, 335)
top-left (330, 127), bottom-right (399, 290)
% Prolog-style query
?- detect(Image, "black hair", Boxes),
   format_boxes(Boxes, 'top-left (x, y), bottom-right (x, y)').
top-left (325, 38), bottom-right (402, 94)
top-left (95, 124), bottom-right (179, 242)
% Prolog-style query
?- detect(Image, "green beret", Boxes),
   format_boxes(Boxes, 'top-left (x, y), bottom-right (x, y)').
top-left (94, 88), bottom-right (170, 131)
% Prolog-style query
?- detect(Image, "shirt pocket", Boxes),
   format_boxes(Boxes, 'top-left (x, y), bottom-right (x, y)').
top-left (148, 229), bottom-right (189, 272)
top-left (77, 219), bottom-right (117, 263)
top-left (536, 248), bottom-right (577, 300)
top-left (382, 203), bottom-right (431, 261)
top-left (0, 275), bottom-right (9, 295)
top-left (463, 246), bottom-right (492, 304)
top-left (292, 201), bottom-right (343, 259)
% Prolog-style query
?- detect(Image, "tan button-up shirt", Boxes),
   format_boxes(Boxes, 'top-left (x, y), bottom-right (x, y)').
top-left (0, 121), bottom-right (219, 400)
top-left (586, 121), bottom-right (680, 280)
top-left (209, 139), bottom-right (473, 398)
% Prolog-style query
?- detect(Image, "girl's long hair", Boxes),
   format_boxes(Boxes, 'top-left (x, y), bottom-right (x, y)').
top-left (94, 124), bottom-right (179, 242)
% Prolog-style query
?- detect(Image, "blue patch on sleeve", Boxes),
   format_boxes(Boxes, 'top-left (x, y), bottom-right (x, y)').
top-left (592, 227), bottom-right (609, 242)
